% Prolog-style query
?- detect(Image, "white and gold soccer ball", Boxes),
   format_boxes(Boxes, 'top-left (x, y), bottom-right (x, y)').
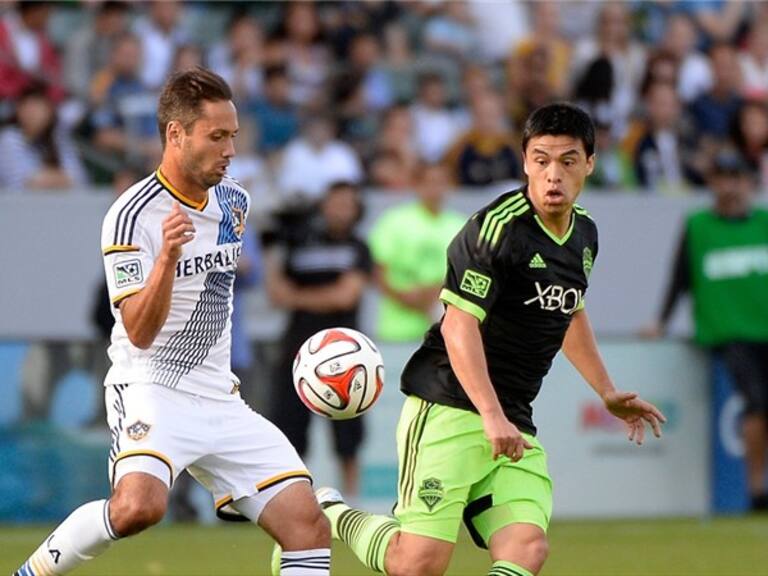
top-left (292, 327), bottom-right (384, 420)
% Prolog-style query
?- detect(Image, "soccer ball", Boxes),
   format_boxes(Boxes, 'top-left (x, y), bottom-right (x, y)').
top-left (293, 327), bottom-right (384, 420)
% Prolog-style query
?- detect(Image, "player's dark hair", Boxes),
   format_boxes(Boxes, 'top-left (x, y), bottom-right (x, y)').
top-left (522, 102), bottom-right (596, 157)
top-left (157, 67), bottom-right (232, 148)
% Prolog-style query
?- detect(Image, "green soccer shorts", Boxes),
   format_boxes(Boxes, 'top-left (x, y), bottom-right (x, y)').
top-left (393, 395), bottom-right (553, 548)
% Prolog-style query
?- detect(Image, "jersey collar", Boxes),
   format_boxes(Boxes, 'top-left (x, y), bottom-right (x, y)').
top-left (533, 212), bottom-right (575, 246)
top-left (156, 169), bottom-right (209, 212)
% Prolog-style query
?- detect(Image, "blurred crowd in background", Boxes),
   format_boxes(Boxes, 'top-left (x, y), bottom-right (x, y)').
top-left (2, 0), bottom-right (768, 201)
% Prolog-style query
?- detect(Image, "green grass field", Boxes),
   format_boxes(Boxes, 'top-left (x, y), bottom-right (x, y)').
top-left (2, 517), bottom-right (767, 575)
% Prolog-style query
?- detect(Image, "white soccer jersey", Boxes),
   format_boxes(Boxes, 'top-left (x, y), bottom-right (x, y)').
top-left (101, 169), bottom-right (249, 399)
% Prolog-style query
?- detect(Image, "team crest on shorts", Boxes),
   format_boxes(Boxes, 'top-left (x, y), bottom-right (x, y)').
top-left (418, 477), bottom-right (444, 511)
top-left (126, 420), bottom-right (151, 441)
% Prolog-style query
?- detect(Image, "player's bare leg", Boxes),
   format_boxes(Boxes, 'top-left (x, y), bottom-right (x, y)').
top-left (252, 481), bottom-right (331, 575)
top-left (382, 532), bottom-right (454, 576)
top-left (13, 473), bottom-right (168, 575)
top-left (109, 473), bottom-right (169, 535)
top-left (487, 522), bottom-right (548, 576)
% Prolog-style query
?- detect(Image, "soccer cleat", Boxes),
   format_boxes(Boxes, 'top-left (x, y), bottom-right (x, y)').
top-left (315, 486), bottom-right (345, 510)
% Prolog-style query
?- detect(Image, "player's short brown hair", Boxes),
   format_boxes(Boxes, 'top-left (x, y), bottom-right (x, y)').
top-left (157, 67), bottom-right (233, 148)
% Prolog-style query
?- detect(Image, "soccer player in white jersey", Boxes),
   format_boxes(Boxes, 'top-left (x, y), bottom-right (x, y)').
top-left (14, 68), bottom-right (331, 576)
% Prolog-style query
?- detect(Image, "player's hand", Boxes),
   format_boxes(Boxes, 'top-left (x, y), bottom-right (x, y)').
top-left (603, 390), bottom-right (667, 445)
top-left (161, 202), bottom-right (195, 261)
top-left (482, 411), bottom-right (534, 462)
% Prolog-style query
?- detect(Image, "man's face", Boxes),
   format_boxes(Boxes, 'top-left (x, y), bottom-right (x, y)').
top-left (523, 135), bottom-right (594, 218)
top-left (179, 100), bottom-right (238, 189)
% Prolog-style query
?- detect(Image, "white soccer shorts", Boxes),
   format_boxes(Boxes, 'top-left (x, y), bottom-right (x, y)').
top-left (105, 383), bottom-right (310, 521)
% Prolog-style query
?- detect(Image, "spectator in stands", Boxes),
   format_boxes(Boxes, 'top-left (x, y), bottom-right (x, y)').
top-left (248, 65), bottom-right (300, 156)
top-left (739, 19), bottom-right (768, 100)
top-left (0, 1), bottom-right (65, 110)
top-left (170, 43), bottom-right (203, 74)
top-left (509, 1), bottom-right (571, 99)
top-left (333, 72), bottom-right (378, 158)
top-left (276, 115), bottom-right (363, 205)
top-left (132, 0), bottom-right (190, 90)
top-left (571, 2), bottom-right (647, 138)
top-left (444, 89), bottom-right (520, 187)
top-left (658, 13), bottom-right (712, 103)
top-left (688, 43), bottom-right (743, 141)
top-left (368, 163), bottom-right (464, 342)
top-left (732, 100), bottom-right (768, 190)
top-left (207, 13), bottom-right (265, 105)
top-left (282, 1), bottom-right (330, 108)
top-left (345, 31), bottom-right (393, 113)
top-left (623, 81), bottom-right (698, 193)
top-left (84, 32), bottom-right (160, 175)
top-left (63, 1), bottom-right (131, 101)
top-left (410, 71), bottom-right (468, 163)
top-left (466, 0), bottom-right (529, 63)
top-left (587, 119), bottom-right (636, 191)
top-left (646, 148), bottom-right (768, 512)
top-left (380, 22), bottom-right (417, 103)
top-left (422, 1), bottom-right (480, 63)
top-left (265, 181), bottom-right (371, 498)
top-left (508, 43), bottom-right (560, 130)
top-left (639, 50), bottom-right (680, 98)
top-left (0, 83), bottom-right (87, 192)
top-left (678, 0), bottom-right (747, 48)
top-left (368, 104), bottom-right (418, 192)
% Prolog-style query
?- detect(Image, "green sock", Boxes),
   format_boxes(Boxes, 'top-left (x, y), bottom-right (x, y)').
top-left (488, 560), bottom-right (535, 576)
top-left (323, 503), bottom-right (399, 573)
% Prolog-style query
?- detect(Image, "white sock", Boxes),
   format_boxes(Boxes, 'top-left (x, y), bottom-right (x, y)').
top-left (280, 548), bottom-right (331, 575)
top-left (16, 500), bottom-right (119, 575)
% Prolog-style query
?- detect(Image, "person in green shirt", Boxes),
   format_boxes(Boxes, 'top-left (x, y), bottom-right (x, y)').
top-left (369, 163), bottom-right (465, 341)
top-left (648, 149), bottom-right (768, 511)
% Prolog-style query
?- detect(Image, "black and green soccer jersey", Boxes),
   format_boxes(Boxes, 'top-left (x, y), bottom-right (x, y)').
top-left (400, 186), bottom-right (599, 435)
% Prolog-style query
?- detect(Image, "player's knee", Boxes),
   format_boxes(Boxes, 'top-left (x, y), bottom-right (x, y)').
top-left (110, 495), bottom-right (167, 536)
top-left (527, 534), bottom-right (549, 567)
top-left (386, 541), bottom-right (447, 576)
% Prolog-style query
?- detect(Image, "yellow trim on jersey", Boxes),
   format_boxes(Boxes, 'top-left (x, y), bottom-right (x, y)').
top-left (156, 168), bottom-right (208, 211)
top-left (30, 556), bottom-right (50, 576)
top-left (113, 449), bottom-right (175, 478)
top-left (215, 494), bottom-right (234, 510)
top-left (111, 287), bottom-right (142, 306)
top-left (103, 244), bottom-right (140, 256)
top-left (256, 470), bottom-right (312, 491)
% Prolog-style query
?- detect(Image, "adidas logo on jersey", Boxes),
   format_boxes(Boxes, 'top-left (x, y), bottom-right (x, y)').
top-left (529, 253), bottom-right (547, 269)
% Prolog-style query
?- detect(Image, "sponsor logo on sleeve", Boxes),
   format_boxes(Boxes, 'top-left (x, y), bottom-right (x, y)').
top-left (460, 269), bottom-right (492, 299)
top-left (114, 259), bottom-right (143, 288)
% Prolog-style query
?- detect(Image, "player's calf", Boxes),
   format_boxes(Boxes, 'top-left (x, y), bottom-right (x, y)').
top-left (383, 532), bottom-right (454, 576)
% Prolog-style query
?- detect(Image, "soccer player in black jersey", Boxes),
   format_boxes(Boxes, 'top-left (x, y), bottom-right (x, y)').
top-left (311, 103), bottom-right (667, 576)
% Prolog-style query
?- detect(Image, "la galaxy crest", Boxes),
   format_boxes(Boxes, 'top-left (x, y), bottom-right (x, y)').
top-left (126, 420), bottom-right (151, 441)
top-left (231, 207), bottom-right (245, 239)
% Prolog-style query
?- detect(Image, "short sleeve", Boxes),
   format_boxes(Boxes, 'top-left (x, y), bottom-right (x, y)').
top-left (101, 211), bottom-right (155, 309)
top-left (368, 211), bottom-right (399, 266)
top-left (440, 214), bottom-right (509, 323)
top-left (355, 239), bottom-right (373, 275)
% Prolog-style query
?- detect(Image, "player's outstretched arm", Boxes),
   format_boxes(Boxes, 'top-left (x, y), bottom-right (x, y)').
top-left (562, 308), bottom-right (667, 445)
top-left (121, 202), bottom-right (194, 349)
top-left (441, 305), bottom-right (533, 461)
